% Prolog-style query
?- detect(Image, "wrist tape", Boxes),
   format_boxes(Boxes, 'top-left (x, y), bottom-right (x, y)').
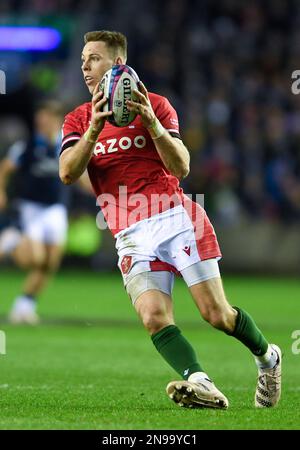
top-left (84, 126), bottom-right (100, 144)
top-left (147, 118), bottom-right (165, 140)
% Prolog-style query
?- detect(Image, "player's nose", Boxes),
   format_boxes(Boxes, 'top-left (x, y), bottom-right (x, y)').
top-left (82, 61), bottom-right (90, 71)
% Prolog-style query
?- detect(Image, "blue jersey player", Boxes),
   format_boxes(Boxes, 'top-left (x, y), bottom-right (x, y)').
top-left (0, 101), bottom-right (68, 324)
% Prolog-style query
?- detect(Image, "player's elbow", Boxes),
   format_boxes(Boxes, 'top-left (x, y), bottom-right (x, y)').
top-left (174, 144), bottom-right (190, 180)
top-left (60, 173), bottom-right (73, 185)
top-left (59, 155), bottom-right (77, 185)
top-left (174, 162), bottom-right (190, 180)
top-left (61, 176), bottom-right (73, 185)
top-left (181, 162), bottom-right (190, 179)
top-left (59, 167), bottom-right (75, 185)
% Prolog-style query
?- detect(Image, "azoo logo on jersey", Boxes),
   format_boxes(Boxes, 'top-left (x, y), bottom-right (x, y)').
top-left (93, 135), bottom-right (146, 156)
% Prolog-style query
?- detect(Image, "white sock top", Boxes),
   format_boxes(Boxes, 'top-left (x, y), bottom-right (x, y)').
top-left (188, 371), bottom-right (213, 384)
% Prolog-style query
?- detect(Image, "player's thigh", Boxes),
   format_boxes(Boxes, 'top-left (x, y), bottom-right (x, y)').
top-left (14, 237), bottom-right (47, 269)
top-left (134, 289), bottom-right (175, 333)
top-left (181, 259), bottom-right (233, 318)
top-left (45, 243), bottom-right (64, 272)
top-left (189, 276), bottom-right (237, 332)
top-left (12, 235), bottom-right (33, 268)
top-left (29, 240), bottom-right (48, 268)
top-left (190, 277), bottom-right (234, 318)
top-left (127, 271), bottom-right (175, 332)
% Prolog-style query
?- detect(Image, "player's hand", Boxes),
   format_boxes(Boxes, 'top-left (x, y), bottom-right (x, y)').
top-left (90, 83), bottom-right (113, 132)
top-left (126, 81), bottom-right (156, 128)
top-left (0, 190), bottom-right (7, 210)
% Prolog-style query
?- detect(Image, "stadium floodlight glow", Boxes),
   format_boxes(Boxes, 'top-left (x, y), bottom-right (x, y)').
top-left (0, 26), bottom-right (61, 51)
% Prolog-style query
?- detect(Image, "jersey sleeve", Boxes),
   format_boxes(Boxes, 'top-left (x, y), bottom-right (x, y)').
top-left (61, 110), bottom-right (83, 154)
top-left (6, 140), bottom-right (27, 167)
top-left (155, 96), bottom-right (181, 139)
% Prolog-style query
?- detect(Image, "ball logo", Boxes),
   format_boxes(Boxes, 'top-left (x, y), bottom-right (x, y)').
top-left (100, 64), bottom-right (139, 127)
top-left (123, 78), bottom-right (131, 86)
top-left (120, 77), bottom-right (132, 125)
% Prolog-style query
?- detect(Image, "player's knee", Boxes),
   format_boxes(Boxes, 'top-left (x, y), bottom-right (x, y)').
top-left (14, 253), bottom-right (31, 270)
top-left (45, 258), bottom-right (60, 273)
top-left (31, 252), bottom-right (47, 271)
top-left (204, 308), bottom-right (236, 333)
top-left (141, 310), bottom-right (170, 335)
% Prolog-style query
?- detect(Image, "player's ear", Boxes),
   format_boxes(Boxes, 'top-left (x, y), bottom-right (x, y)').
top-left (115, 56), bottom-right (124, 65)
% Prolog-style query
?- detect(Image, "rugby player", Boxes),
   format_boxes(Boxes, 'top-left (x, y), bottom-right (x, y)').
top-left (0, 101), bottom-right (68, 324)
top-left (59, 30), bottom-right (281, 409)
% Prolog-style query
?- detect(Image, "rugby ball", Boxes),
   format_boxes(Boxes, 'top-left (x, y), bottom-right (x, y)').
top-left (100, 64), bottom-right (140, 127)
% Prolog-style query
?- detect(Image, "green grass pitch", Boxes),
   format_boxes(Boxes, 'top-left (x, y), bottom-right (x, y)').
top-left (0, 269), bottom-right (299, 429)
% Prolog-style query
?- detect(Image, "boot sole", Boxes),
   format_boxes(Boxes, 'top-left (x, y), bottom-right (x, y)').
top-left (166, 381), bottom-right (228, 409)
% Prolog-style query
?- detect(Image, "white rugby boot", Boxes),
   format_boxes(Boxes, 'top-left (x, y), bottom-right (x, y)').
top-left (166, 372), bottom-right (229, 409)
top-left (255, 344), bottom-right (282, 408)
top-left (9, 296), bottom-right (40, 325)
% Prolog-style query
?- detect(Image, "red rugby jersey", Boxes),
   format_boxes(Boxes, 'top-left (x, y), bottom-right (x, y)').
top-left (61, 92), bottom-right (185, 235)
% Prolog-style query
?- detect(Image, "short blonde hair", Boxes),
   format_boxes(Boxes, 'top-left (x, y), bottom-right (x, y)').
top-left (84, 30), bottom-right (127, 60)
top-left (36, 100), bottom-right (64, 118)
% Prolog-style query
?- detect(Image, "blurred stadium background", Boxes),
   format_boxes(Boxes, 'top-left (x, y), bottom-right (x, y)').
top-left (0, 0), bottom-right (299, 430)
top-left (1, 0), bottom-right (300, 272)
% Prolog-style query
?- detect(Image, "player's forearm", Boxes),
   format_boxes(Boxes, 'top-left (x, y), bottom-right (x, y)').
top-left (0, 168), bottom-right (7, 190)
top-left (150, 123), bottom-right (190, 180)
top-left (0, 159), bottom-right (16, 209)
top-left (77, 170), bottom-right (94, 195)
top-left (59, 132), bottom-right (97, 185)
top-left (0, 159), bottom-right (16, 189)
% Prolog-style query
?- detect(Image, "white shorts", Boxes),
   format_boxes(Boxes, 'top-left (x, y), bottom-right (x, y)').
top-left (126, 260), bottom-right (221, 304)
top-left (19, 201), bottom-right (68, 245)
top-left (115, 204), bottom-right (221, 289)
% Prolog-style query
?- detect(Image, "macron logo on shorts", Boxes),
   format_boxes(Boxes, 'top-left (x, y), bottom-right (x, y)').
top-left (121, 255), bottom-right (133, 274)
top-left (183, 246), bottom-right (191, 256)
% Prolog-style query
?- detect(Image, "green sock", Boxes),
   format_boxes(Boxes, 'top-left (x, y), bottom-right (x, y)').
top-left (229, 307), bottom-right (268, 356)
top-left (151, 325), bottom-right (203, 379)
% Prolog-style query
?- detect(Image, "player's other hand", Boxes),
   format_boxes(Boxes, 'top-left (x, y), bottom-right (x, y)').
top-left (0, 190), bottom-right (7, 210)
top-left (126, 81), bottom-right (156, 128)
top-left (90, 83), bottom-right (113, 132)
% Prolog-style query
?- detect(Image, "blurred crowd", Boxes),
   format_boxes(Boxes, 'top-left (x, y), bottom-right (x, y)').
top-left (1, 0), bottom-right (300, 225)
